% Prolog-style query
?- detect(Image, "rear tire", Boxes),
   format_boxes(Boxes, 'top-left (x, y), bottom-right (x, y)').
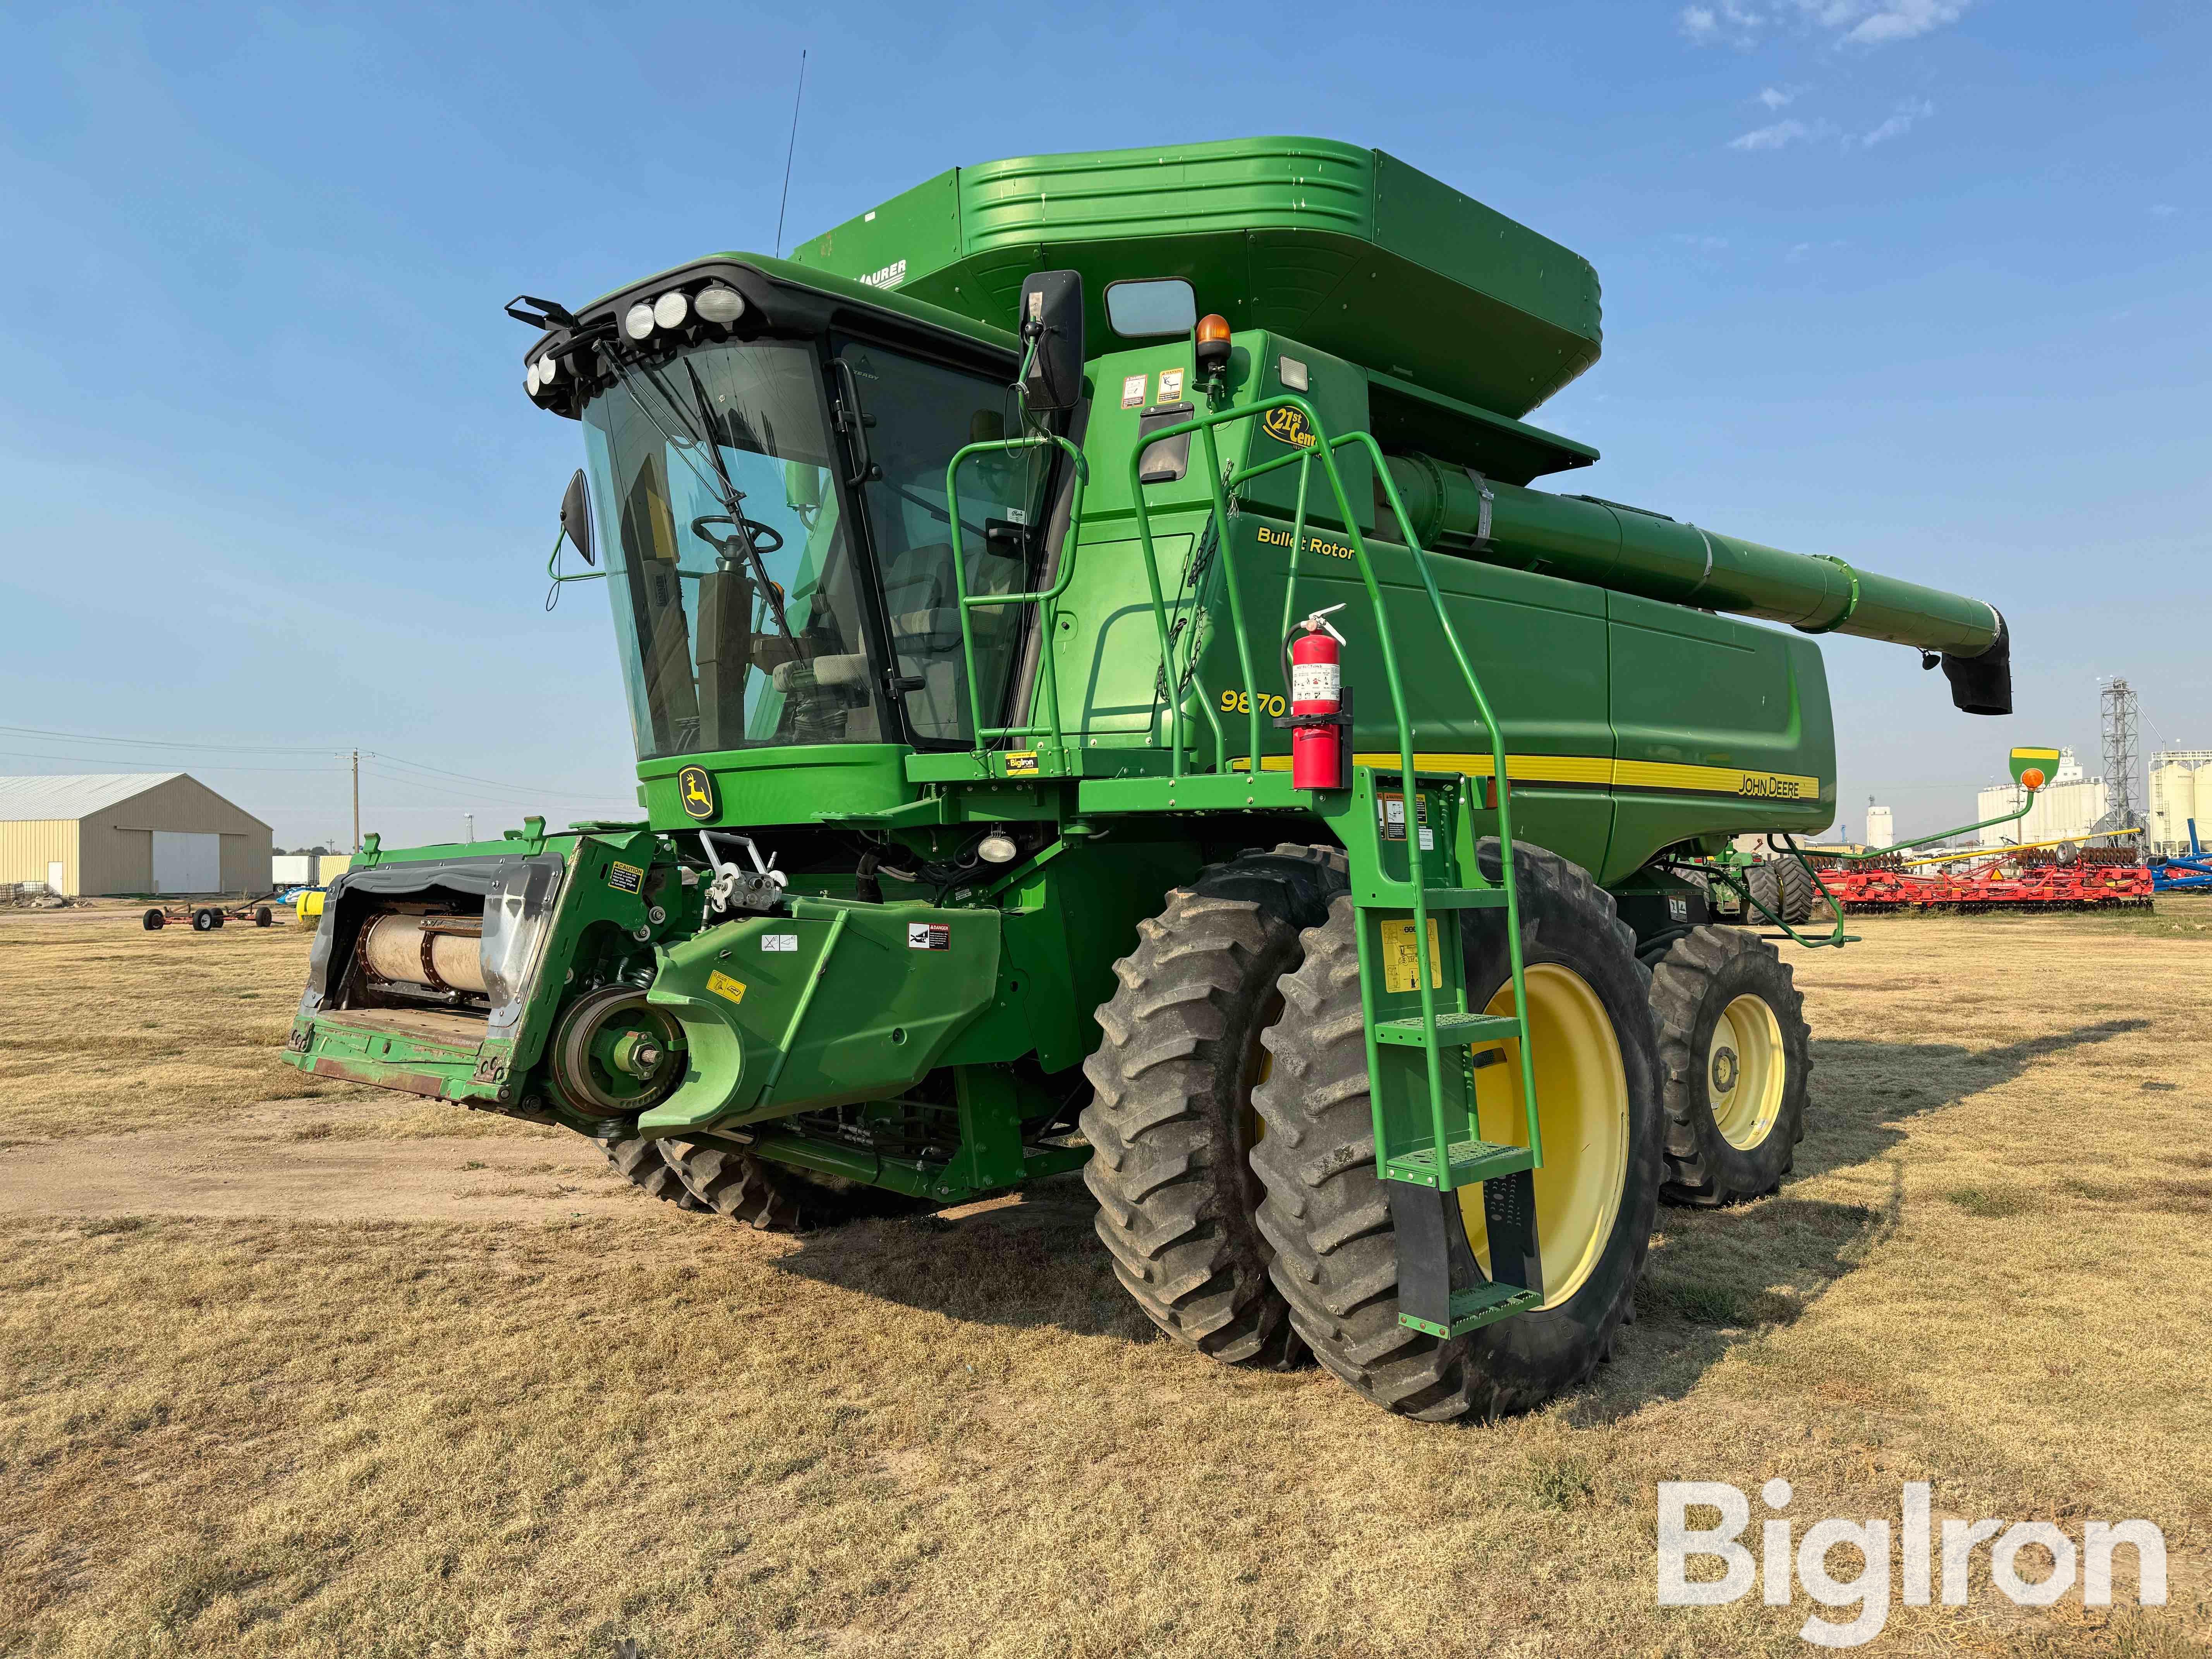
top-left (254, 905), bottom-right (273, 927)
top-left (1251, 842), bottom-right (1662, 1420)
top-left (1746, 859), bottom-right (1816, 925)
top-left (1651, 926), bottom-right (1811, 1206)
top-left (1080, 844), bottom-right (1346, 1366)
top-left (191, 908), bottom-right (215, 932)
top-left (143, 908), bottom-right (164, 930)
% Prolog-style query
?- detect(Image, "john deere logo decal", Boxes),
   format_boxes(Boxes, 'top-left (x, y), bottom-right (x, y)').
top-left (677, 766), bottom-right (717, 820)
top-left (1262, 406), bottom-right (1317, 449)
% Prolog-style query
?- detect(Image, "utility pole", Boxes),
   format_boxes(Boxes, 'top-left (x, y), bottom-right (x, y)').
top-left (352, 748), bottom-right (361, 852)
top-left (464, 812), bottom-right (476, 844)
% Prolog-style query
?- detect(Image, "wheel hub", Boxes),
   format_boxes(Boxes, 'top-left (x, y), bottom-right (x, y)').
top-left (1710, 1044), bottom-right (1740, 1096)
top-left (1707, 994), bottom-right (1786, 1151)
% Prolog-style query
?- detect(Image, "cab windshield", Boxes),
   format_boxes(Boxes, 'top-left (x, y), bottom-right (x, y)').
top-left (580, 337), bottom-right (1050, 761)
top-left (583, 342), bottom-right (874, 756)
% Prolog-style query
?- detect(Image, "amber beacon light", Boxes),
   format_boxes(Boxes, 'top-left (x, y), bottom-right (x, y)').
top-left (1194, 313), bottom-right (1232, 378)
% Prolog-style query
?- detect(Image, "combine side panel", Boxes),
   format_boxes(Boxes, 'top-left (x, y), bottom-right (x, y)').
top-left (1604, 593), bottom-right (1836, 881)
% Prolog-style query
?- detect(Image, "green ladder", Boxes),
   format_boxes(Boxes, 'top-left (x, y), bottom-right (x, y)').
top-left (1339, 766), bottom-right (1545, 1338)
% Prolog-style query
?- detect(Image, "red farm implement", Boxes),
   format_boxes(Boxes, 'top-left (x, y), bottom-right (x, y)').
top-left (1814, 854), bottom-right (2152, 914)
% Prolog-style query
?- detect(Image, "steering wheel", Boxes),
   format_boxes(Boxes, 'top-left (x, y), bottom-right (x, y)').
top-left (690, 514), bottom-right (785, 558)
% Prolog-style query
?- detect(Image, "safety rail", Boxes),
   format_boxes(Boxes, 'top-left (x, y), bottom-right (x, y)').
top-left (941, 433), bottom-right (1090, 753)
top-left (1125, 392), bottom-right (1543, 1176)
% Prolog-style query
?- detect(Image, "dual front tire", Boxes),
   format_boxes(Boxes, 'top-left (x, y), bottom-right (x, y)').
top-left (1086, 841), bottom-right (1666, 1420)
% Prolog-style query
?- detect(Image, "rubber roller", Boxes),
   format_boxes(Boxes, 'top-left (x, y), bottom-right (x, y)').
top-left (361, 914), bottom-right (487, 994)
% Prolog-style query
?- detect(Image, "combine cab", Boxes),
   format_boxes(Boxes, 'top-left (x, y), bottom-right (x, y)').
top-left (285, 139), bottom-right (2034, 1418)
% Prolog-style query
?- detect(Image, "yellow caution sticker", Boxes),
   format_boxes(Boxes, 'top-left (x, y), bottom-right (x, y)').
top-left (705, 970), bottom-right (747, 1005)
top-left (1380, 918), bottom-right (1444, 994)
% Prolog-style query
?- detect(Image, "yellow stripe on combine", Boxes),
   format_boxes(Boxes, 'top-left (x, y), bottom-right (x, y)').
top-left (1232, 751), bottom-right (1822, 802)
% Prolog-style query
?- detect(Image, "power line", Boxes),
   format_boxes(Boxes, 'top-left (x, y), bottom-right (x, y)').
top-left (0, 748), bottom-right (345, 774)
top-left (0, 723), bottom-right (621, 800)
top-left (0, 723), bottom-right (342, 755)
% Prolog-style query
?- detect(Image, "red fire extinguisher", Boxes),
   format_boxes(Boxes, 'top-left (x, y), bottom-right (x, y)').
top-left (1288, 604), bottom-right (1350, 790)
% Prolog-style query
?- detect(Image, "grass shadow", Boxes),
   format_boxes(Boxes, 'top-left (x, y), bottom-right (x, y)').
top-left (1790, 1017), bottom-right (2148, 1183)
top-left (770, 1173), bottom-right (1149, 1342)
top-left (1568, 1017), bottom-right (2147, 1421)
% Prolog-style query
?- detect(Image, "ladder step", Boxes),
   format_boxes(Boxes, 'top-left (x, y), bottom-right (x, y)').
top-left (1399, 1280), bottom-right (1544, 1340)
top-left (1373, 1012), bottom-right (1521, 1048)
top-left (1357, 885), bottom-right (1510, 911)
top-left (1382, 1137), bottom-right (1535, 1189)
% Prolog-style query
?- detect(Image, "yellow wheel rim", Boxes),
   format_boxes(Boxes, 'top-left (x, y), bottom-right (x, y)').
top-left (1460, 964), bottom-right (1630, 1311)
top-left (1707, 993), bottom-right (1786, 1151)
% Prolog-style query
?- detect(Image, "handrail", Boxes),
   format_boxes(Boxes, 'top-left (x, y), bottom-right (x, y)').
top-left (1125, 392), bottom-right (1542, 1173)
top-left (942, 433), bottom-right (1090, 758)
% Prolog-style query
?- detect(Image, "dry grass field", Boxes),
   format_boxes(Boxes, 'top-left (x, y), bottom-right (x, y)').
top-left (3, 902), bottom-right (2211, 1657)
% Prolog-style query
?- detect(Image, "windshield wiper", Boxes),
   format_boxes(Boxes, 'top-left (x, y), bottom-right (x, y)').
top-left (683, 357), bottom-right (796, 646)
top-left (600, 345), bottom-right (801, 657)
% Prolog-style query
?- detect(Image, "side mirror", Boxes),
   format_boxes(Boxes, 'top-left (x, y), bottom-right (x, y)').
top-left (1016, 270), bottom-right (1084, 415)
top-left (560, 469), bottom-right (594, 566)
top-left (2009, 746), bottom-right (2059, 792)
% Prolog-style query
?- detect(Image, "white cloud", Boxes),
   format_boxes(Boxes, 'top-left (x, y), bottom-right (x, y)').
top-left (1729, 118), bottom-right (1816, 150)
top-left (1860, 98), bottom-right (1934, 144)
top-left (1836, 0), bottom-right (1972, 43)
top-left (1680, 0), bottom-right (1764, 45)
top-left (2150, 203), bottom-right (2178, 217)
top-left (1681, 0), bottom-right (1973, 47)
top-left (1757, 84), bottom-right (1803, 108)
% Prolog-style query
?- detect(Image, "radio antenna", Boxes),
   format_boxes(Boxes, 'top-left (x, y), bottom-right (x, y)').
top-left (775, 49), bottom-right (807, 259)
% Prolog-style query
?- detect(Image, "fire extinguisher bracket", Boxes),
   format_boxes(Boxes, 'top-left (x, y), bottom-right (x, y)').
top-left (1272, 685), bottom-right (1356, 789)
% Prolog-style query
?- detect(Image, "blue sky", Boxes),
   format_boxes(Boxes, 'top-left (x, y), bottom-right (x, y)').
top-left (0, 1), bottom-right (2203, 847)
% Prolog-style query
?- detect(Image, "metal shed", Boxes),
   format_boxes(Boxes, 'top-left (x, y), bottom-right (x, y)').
top-left (0, 774), bottom-right (273, 897)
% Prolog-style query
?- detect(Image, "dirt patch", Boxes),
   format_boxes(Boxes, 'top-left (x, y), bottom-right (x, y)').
top-left (0, 1121), bottom-right (630, 1223)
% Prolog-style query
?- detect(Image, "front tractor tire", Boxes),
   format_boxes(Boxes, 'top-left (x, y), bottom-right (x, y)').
top-left (1250, 843), bottom-right (1663, 1421)
top-left (1080, 845), bottom-right (1347, 1367)
top-left (1651, 926), bottom-right (1812, 1206)
top-left (597, 1135), bottom-right (711, 1213)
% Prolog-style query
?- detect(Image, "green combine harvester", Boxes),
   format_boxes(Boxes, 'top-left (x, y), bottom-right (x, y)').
top-left (284, 138), bottom-right (2039, 1420)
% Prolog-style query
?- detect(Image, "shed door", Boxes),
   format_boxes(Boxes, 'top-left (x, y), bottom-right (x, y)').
top-left (46, 860), bottom-right (64, 896)
top-left (151, 832), bottom-right (220, 895)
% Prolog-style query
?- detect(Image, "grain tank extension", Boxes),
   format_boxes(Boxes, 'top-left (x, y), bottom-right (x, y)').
top-left (284, 137), bottom-right (2024, 1420)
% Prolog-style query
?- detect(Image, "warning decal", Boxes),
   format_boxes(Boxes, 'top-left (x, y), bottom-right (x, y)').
top-left (706, 970), bottom-right (748, 1005)
top-left (908, 922), bottom-right (951, 951)
top-left (606, 862), bottom-right (644, 894)
top-left (1379, 918), bottom-right (1444, 994)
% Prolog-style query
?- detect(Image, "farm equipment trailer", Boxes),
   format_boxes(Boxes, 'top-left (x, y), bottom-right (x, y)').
top-left (282, 138), bottom-right (2039, 1419)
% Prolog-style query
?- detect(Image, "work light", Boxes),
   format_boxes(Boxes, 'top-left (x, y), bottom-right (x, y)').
top-left (624, 302), bottom-right (655, 340)
top-left (696, 285), bottom-right (745, 324)
top-left (653, 290), bottom-right (689, 330)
